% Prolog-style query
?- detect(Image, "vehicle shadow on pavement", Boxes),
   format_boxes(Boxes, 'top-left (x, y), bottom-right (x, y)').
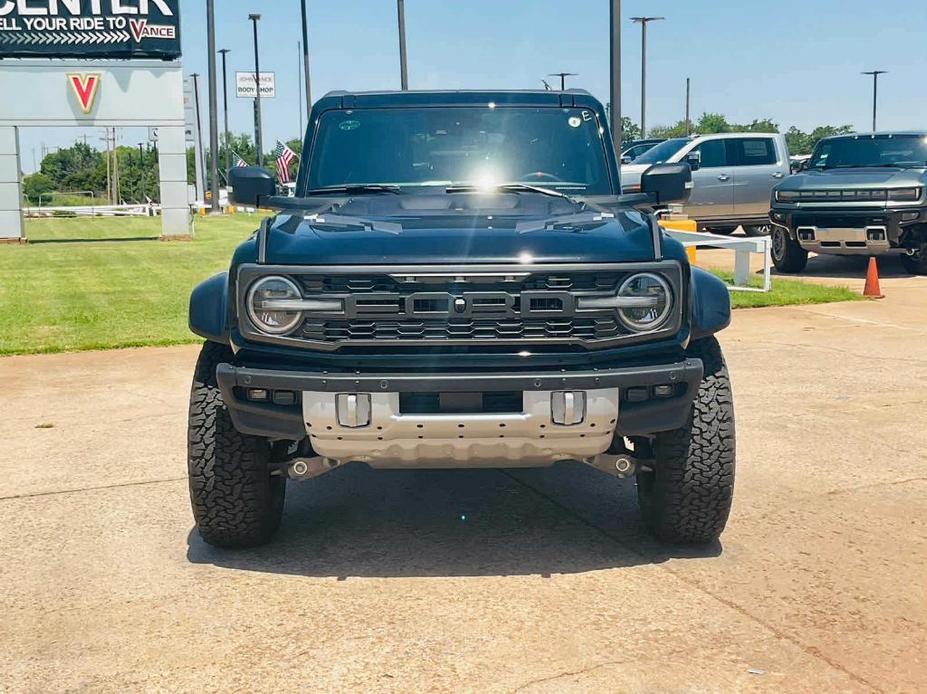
top-left (773, 253), bottom-right (913, 279)
top-left (186, 462), bottom-right (721, 578)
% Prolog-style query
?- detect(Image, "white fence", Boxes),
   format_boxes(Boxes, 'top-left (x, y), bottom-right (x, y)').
top-left (23, 203), bottom-right (159, 218)
top-left (661, 227), bottom-right (772, 292)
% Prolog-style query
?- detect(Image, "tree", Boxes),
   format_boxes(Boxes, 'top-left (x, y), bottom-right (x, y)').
top-left (23, 173), bottom-right (54, 204)
top-left (648, 120), bottom-right (689, 139)
top-left (620, 117), bottom-right (642, 143)
top-left (785, 124), bottom-right (854, 155)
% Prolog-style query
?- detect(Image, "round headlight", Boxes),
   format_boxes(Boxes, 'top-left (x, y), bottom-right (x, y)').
top-left (246, 276), bottom-right (303, 335)
top-left (617, 273), bottom-right (672, 331)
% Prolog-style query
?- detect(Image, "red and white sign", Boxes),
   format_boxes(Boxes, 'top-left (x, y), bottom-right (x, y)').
top-left (67, 73), bottom-right (101, 114)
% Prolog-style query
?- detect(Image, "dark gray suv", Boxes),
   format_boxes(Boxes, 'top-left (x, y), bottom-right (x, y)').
top-left (769, 132), bottom-right (927, 274)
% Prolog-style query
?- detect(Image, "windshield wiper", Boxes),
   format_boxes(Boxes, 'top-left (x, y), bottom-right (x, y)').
top-left (307, 184), bottom-right (402, 196)
top-left (445, 183), bottom-right (578, 202)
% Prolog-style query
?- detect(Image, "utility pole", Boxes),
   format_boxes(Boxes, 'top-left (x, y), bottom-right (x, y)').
top-left (610, 0), bottom-right (622, 148)
top-left (685, 77), bottom-right (691, 135)
top-left (548, 72), bottom-right (578, 91)
top-left (300, 0), bottom-right (313, 115)
top-left (191, 72), bottom-right (207, 201)
top-left (138, 142), bottom-right (145, 199)
top-left (861, 70), bottom-right (887, 132)
top-left (631, 16), bottom-right (665, 138)
top-left (218, 48), bottom-right (231, 175)
top-left (397, 0), bottom-right (408, 89)
top-left (206, 0), bottom-right (220, 213)
top-left (297, 42), bottom-right (304, 136)
top-left (249, 14), bottom-right (264, 166)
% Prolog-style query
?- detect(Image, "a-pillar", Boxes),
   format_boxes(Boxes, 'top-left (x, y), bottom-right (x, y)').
top-left (0, 127), bottom-right (24, 242)
top-left (157, 125), bottom-right (192, 239)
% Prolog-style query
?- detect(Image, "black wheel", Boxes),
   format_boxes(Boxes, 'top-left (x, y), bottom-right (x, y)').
top-left (636, 337), bottom-right (735, 544)
top-left (188, 341), bottom-right (286, 548)
top-left (771, 226), bottom-right (809, 273)
top-left (744, 223), bottom-right (772, 237)
top-left (900, 239), bottom-right (927, 275)
top-left (704, 226), bottom-right (736, 236)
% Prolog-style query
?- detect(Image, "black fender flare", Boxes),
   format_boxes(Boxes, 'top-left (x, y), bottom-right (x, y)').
top-left (189, 272), bottom-right (231, 344)
top-left (690, 267), bottom-right (731, 340)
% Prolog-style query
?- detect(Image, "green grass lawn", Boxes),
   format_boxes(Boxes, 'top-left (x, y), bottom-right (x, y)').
top-left (0, 216), bottom-right (860, 356)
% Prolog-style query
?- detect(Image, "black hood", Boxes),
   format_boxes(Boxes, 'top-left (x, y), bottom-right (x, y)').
top-left (260, 193), bottom-right (659, 266)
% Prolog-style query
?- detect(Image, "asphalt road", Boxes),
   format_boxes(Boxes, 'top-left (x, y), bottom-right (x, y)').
top-left (1, 276), bottom-right (925, 692)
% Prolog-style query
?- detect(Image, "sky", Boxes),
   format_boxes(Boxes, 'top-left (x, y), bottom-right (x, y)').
top-left (18, 0), bottom-right (927, 173)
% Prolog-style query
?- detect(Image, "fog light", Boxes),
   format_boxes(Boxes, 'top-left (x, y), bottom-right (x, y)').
top-left (798, 229), bottom-right (815, 241)
top-left (867, 229), bottom-right (886, 241)
top-left (336, 393), bottom-right (371, 428)
top-left (273, 390), bottom-right (296, 406)
top-left (551, 391), bottom-right (586, 426)
top-left (247, 389), bottom-right (269, 402)
top-left (653, 384), bottom-right (675, 398)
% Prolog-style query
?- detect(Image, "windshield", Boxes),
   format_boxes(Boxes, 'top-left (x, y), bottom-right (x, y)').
top-left (632, 137), bottom-right (690, 165)
top-left (306, 106), bottom-right (613, 195)
top-left (809, 134), bottom-right (927, 169)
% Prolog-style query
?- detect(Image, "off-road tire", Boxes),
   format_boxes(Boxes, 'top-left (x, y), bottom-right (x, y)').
top-left (900, 238), bottom-right (927, 275)
top-left (636, 337), bottom-right (735, 544)
top-left (771, 226), bottom-right (808, 273)
top-left (188, 341), bottom-right (286, 548)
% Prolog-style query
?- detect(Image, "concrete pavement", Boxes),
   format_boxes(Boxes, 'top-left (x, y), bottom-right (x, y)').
top-left (1, 291), bottom-right (925, 692)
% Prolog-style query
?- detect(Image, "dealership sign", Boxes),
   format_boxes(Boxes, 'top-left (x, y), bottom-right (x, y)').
top-left (236, 72), bottom-right (275, 99)
top-left (68, 72), bottom-right (100, 112)
top-left (0, 0), bottom-right (181, 59)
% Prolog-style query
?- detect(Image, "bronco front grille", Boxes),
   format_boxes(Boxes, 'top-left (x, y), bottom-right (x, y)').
top-left (237, 263), bottom-right (683, 351)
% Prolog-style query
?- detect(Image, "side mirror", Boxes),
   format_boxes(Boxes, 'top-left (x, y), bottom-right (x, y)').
top-left (641, 162), bottom-right (693, 205)
top-left (228, 166), bottom-right (276, 207)
top-left (621, 155), bottom-right (632, 164)
top-left (685, 151), bottom-right (701, 172)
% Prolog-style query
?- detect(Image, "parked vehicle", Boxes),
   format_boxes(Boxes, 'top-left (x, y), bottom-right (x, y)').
top-left (621, 138), bottom-right (665, 163)
top-left (188, 89), bottom-right (736, 549)
top-left (769, 132), bottom-right (927, 274)
top-left (622, 133), bottom-right (791, 236)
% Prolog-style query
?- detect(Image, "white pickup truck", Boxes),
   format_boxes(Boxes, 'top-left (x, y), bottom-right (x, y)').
top-left (622, 133), bottom-right (791, 236)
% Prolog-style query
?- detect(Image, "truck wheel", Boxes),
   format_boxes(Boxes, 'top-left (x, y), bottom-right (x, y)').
top-left (771, 227), bottom-right (808, 273)
top-left (703, 226), bottom-right (736, 236)
top-left (636, 337), bottom-right (735, 544)
top-left (900, 242), bottom-right (927, 275)
top-left (188, 341), bottom-right (286, 549)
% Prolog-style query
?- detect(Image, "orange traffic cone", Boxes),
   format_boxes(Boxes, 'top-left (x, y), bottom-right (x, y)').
top-left (863, 257), bottom-right (884, 299)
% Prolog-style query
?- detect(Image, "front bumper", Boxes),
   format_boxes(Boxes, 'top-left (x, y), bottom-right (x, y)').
top-left (770, 206), bottom-right (925, 255)
top-left (215, 359), bottom-right (703, 465)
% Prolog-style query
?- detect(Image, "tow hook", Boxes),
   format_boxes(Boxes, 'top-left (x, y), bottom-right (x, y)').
top-left (287, 456), bottom-right (338, 480)
top-left (583, 453), bottom-right (650, 479)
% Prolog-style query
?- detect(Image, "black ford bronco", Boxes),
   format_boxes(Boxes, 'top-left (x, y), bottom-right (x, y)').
top-left (770, 131), bottom-right (927, 274)
top-left (188, 90), bottom-right (735, 549)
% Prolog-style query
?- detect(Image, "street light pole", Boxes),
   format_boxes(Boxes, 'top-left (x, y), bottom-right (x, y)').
top-left (861, 70), bottom-right (887, 132)
top-left (249, 13), bottom-right (264, 166)
top-left (300, 0), bottom-right (313, 115)
top-left (218, 48), bottom-right (231, 175)
top-left (685, 77), bottom-right (691, 136)
top-left (397, 0), bottom-right (408, 89)
top-left (206, 0), bottom-right (220, 212)
top-left (609, 0), bottom-right (622, 148)
top-left (631, 16), bottom-right (664, 138)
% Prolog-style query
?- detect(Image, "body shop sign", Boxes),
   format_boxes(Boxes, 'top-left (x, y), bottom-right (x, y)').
top-left (0, 0), bottom-right (181, 59)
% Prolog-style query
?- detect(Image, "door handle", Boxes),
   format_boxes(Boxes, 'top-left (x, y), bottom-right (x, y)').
top-left (772, 172), bottom-right (785, 179)
top-left (717, 174), bottom-right (730, 182)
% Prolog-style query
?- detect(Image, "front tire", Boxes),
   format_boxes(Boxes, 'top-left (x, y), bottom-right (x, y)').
top-left (900, 237), bottom-right (927, 275)
top-left (771, 226), bottom-right (809, 273)
top-left (636, 337), bottom-right (735, 544)
top-left (188, 341), bottom-right (286, 548)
